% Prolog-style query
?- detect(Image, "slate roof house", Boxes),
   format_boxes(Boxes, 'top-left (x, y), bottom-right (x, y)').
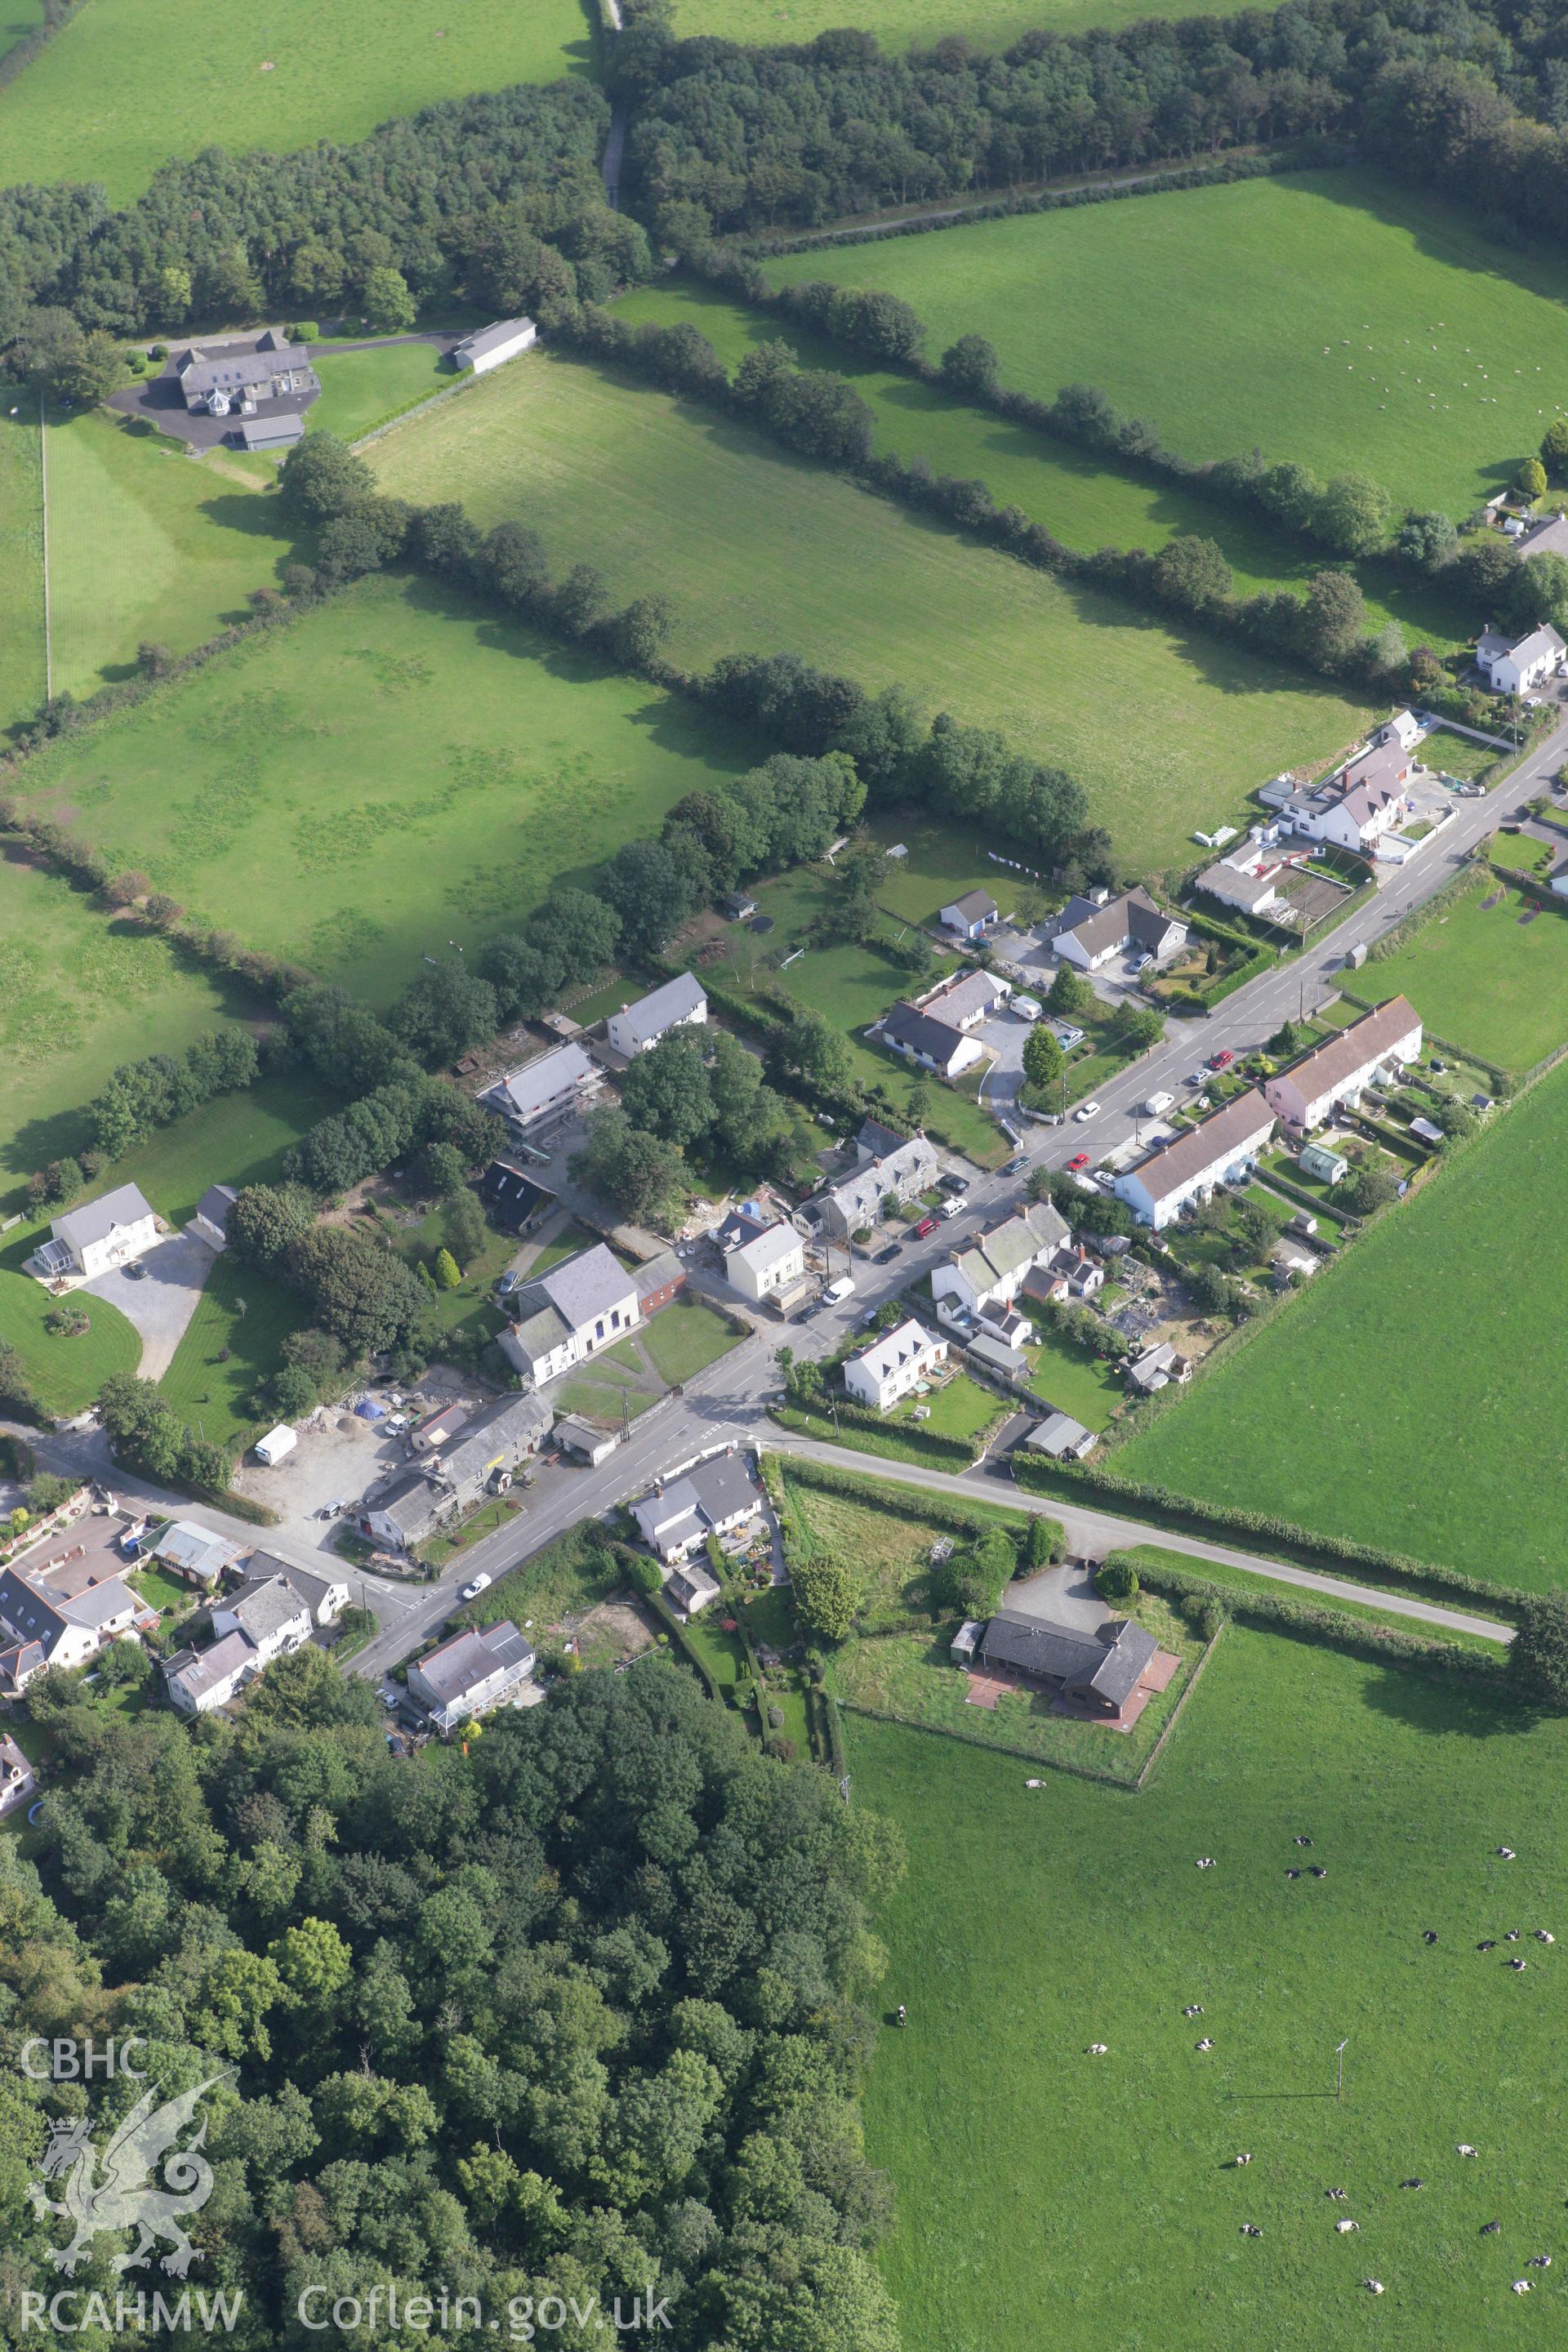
top-left (480, 1043), bottom-right (598, 1133)
top-left (606, 973), bottom-right (707, 1058)
top-left (176, 329), bottom-right (318, 419)
top-left (933, 1200), bottom-right (1068, 1325)
top-left (976, 1608), bottom-right (1160, 1714)
top-left (878, 999), bottom-right (987, 1080)
top-left (1263, 997), bottom-right (1422, 1135)
top-left (1114, 1089), bottom-right (1276, 1230)
top-left (356, 1472), bottom-right (444, 1556)
top-left (426, 1392), bottom-right (553, 1503)
top-left (0, 1565), bottom-right (142, 1677)
top-left (163, 1631), bottom-right (259, 1717)
top-left (235, 1553), bottom-right (349, 1626)
top-left (810, 1125), bottom-right (940, 1241)
top-left (408, 1621), bottom-right (537, 1736)
top-left (479, 1159), bottom-right (552, 1232)
top-left (843, 1317), bottom-right (948, 1413)
top-left (499, 1244), bottom-right (641, 1386)
top-left (211, 1574), bottom-right (312, 1668)
top-left (940, 889), bottom-right (999, 938)
top-left (724, 1218), bottom-right (805, 1304)
top-left (39, 1183), bottom-right (158, 1281)
top-left (1477, 620), bottom-right (1566, 696)
top-left (631, 1454), bottom-right (764, 1566)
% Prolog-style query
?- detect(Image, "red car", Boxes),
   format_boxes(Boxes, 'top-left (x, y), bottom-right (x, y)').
top-left (1209, 1049), bottom-right (1235, 1071)
top-left (1067, 1152), bottom-right (1091, 1171)
top-left (912, 1214), bottom-right (938, 1240)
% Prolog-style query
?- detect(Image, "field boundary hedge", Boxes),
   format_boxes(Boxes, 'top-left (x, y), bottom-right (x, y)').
top-left (1010, 1450), bottom-right (1531, 1615)
top-left (1112, 1549), bottom-right (1509, 1679)
top-left (742, 148), bottom-right (1306, 260)
top-left (0, 0), bottom-right (86, 93)
top-left (777, 1448), bottom-right (1062, 1555)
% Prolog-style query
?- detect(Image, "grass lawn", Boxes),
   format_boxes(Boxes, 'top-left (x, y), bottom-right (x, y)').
top-left (13, 572), bottom-right (767, 1005)
top-left (865, 815), bottom-right (1031, 931)
top-left (850, 1627), bottom-right (1568, 2352)
top-left (393, 1204), bottom-right (515, 1343)
top-left (308, 342), bottom-right (455, 444)
top-left (0, 0), bottom-right (590, 202)
top-left (888, 1370), bottom-right (1000, 1446)
top-left (0, 1227), bottom-right (140, 1415)
top-left (615, 279), bottom-right (1467, 653)
top-left (639, 1297), bottom-right (741, 1386)
top-left (1022, 1321), bottom-right (1125, 1430)
top-left (0, 848), bottom-right (277, 1200)
top-left (369, 350), bottom-right (1376, 871)
top-left (765, 168), bottom-right (1568, 518)
top-left (1487, 832), bottom-right (1556, 876)
top-left (1117, 1057), bottom-right (1568, 1590)
top-left (157, 1252), bottom-right (310, 1455)
top-left (672, 0), bottom-right (1274, 50)
top-left (1355, 875), bottom-right (1568, 1071)
top-left (127, 1562), bottom-right (197, 1618)
top-left (782, 1468), bottom-right (945, 1628)
top-left (1424, 728), bottom-right (1499, 782)
top-left (0, 408), bottom-right (44, 735)
top-left (1116, 1544), bottom-right (1511, 1657)
top-left (46, 408), bottom-right (299, 700)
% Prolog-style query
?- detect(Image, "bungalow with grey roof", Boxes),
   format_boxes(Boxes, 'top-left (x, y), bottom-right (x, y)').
top-left (1054, 887), bottom-right (1187, 973)
top-left (480, 1042), bottom-right (599, 1134)
top-left (977, 1607), bottom-right (1160, 1714)
top-left (940, 889), bottom-right (999, 938)
top-left (878, 999), bottom-right (986, 1080)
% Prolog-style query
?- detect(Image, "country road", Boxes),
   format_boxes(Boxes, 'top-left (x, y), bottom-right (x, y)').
top-left (10, 703), bottom-right (1549, 1692)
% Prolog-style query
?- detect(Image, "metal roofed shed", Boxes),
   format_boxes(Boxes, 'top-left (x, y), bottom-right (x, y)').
top-left (239, 412), bottom-right (305, 450)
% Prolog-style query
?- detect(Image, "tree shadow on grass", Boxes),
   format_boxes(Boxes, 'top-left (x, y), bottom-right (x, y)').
top-left (1359, 1659), bottom-right (1542, 1744)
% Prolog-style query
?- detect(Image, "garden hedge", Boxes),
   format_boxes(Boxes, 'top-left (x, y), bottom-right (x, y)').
top-left (1108, 1550), bottom-right (1507, 1680)
top-left (778, 1449), bottom-right (1064, 1559)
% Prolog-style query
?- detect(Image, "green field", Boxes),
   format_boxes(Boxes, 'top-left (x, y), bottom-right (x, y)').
top-left (671, 0), bottom-right (1263, 47)
top-left (46, 409), bottom-right (298, 700)
top-left (1355, 877), bottom-right (1568, 1071)
top-left (1023, 1320), bottom-right (1126, 1429)
top-left (308, 341), bottom-right (455, 444)
top-left (0, 0), bottom-right (42, 60)
top-left (0, 0), bottom-right (590, 202)
top-left (112, 1070), bottom-right (340, 1227)
top-left (13, 572), bottom-right (766, 1004)
top-left (766, 169), bottom-right (1568, 516)
top-left (372, 350), bottom-right (1375, 870)
top-left (0, 848), bottom-right (274, 1196)
top-left (1117, 1544), bottom-right (1510, 1657)
top-left (637, 1297), bottom-right (742, 1386)
top-left (0, 408), bottom-right (44, 734)
top-left (1116, 1059), bottom-right (1568, 1589)
top-left (852, 1625), bottom-right (1568, 2352)
top-left (158, 1251), bottom-right (310, 1454)
top-left (615, 280), bottom-right (1467, 652)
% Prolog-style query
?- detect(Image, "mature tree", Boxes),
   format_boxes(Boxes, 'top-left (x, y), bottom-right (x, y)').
top-left (782, 1011), bottom-right (858, 1097)
top-left (1095, 1554), bottom-right (1139, 1603)
top-left (431, 1247), bottom-right (461, 1290)
top-left (1303, 568), bottom-right (1370, 666)
top-left (1396, 507), bottom-right (1459, 568)
top-left (1518, 456), bottom-right (1548, 501)
top-left (278, 431), bottom-right (372, 525)
top-left (229, 1183), bottom-right (318, 1269)
top-left (598, 837), bottom-right (710, 960)
top-left (389, 964), bottom-right (498, 1066)
top-left (361, 265), bottom-right (416, 334)
top-left (1542, 418), bottom-right (1568, 479)
top-left (1022, 1513), bottom-right (1063, 1571)
top-left (1151, 534), bottom-right (1232, 610)
top-left (621, 1030), bottom-right (715, 1147)
top-left (443, 1187), bottom-right (487, 1267)
top-left (1506, 550), bottom-right (1568, 636)
top-left (939, 333), bottom-right (1000, 400)
top-left (284, 1227), bottom-right (430, 1352)
top-left (1510, 1592), bottom-right (1568, 1708)
top-left (606, 594), bottom-right (677, 669)
top-left (1046, 964), bottom-right (1095, 1018)
top-left (1120, 1006), bottom-right (1165, 1050)
top-left (570, 1109), bottom-right (688, 1227)
top-left (1257, 459), bottom-right (1324, 532)
top-left (1340, 1160), bottom-right (1397, 1215)
top-left (476, 933), bottom-right (560, 1023)
top-left (791, 1551), bottom-right (860, 1640)
top-left (1315, 471), bottom-right (1393, 555)
top-left (1021, 1025), bottom-right (1064, 1094)
top-left (1435, 1098), bottom-right (1477, 1140)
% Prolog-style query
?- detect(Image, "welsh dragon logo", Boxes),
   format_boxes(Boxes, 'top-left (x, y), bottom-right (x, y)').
top-left (29, 2072), bottom-right (233, 2277)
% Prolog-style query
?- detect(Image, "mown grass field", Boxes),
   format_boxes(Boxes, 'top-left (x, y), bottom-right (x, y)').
top-left (672, 0), bottom-right (1263, 46)
top-left (852, 1627), bottom-right (1568, 2352)
top-left (1116, 1058), bottom-right (1568, 1589)
top-left (637, 1297), bottom-right (742, 1387)
top-left (13, 572), bottom-right (768, 1005)
top-left (0, 849), bottom-right (273, 1197)
top-left (1355, 876), bottom-right (1568, 1072)
top-left (46, 409), bottom-right (297, 700)
top-left (308, 341), bottom-right (455, 444)
top-left (0, 408), bottom-right (44, 735)
top-left (615, 280), bottom-right (1468, 653)
top-left (0, 0), bottom-right (591, 201)
top-left (371, 350), bottom-right (1376, 870)
top-left (0, 1224), bottom-right (140, 1414)
top-left (766, 169), bottom-right (1568, 516)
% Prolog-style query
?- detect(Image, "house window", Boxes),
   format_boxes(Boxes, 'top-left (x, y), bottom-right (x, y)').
top-left (594, 1320), bottom-right (604, 1341)
top-left (611, 1310), bottom-right (620, 1330)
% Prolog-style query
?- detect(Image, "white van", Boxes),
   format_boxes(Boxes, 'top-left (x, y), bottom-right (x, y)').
top-left (824, 1275), bottom-right (857, 1305)
top-left (1143, 1091), bottom-right (1174, 1116)
top-left (937, 1196), bottom-right (964, 1220)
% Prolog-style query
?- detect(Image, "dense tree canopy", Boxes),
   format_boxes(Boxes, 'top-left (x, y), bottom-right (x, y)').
top-left (5, 1655), bottom-right (905, 2349)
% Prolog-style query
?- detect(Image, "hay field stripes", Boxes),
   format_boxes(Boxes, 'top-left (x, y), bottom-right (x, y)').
top-left (0, 403), bottom-right (46, 730)
top-left (368, 348), bottom-right (1377, 871)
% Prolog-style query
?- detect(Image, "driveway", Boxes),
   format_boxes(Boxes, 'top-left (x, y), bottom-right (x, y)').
top-left (85, 1234), bottom-right (212, 1379)
top-left (1007, 1558), bottom-right (1114, 1635)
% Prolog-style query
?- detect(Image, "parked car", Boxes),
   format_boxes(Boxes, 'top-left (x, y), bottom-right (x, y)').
top-left (1186, 1071), bottom-right (1209, 1087)
top-left (1130, 952), bottom-right (1154, 973)
top-left (1054, 1024), bottom-right (1086, 1049)
top-left (1073, 1101), bottom-right (1102, 1123)
top-left (873, 1241), bottom-right (902, 1264)
top-left (461, 1571), bottom-right (493, 1601)
top-left (124, 1261), bottom-right (148, 1281)
top-left (1209, 1049), bottom-right (1235, 1071)
top-left (937, 1197), bottom-right (964, 1220)
top-left (1067, 1152), bottom-right (1091, 1171)
top-left (912, 1214), bottom-right (938, 1239)
top-left (939, 1172), bottom-right (969, 1196)
top-left (496, 1270), bottom-right (524, 1297)
top-left (1004, 1156), bottom-right (1030, 1178)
